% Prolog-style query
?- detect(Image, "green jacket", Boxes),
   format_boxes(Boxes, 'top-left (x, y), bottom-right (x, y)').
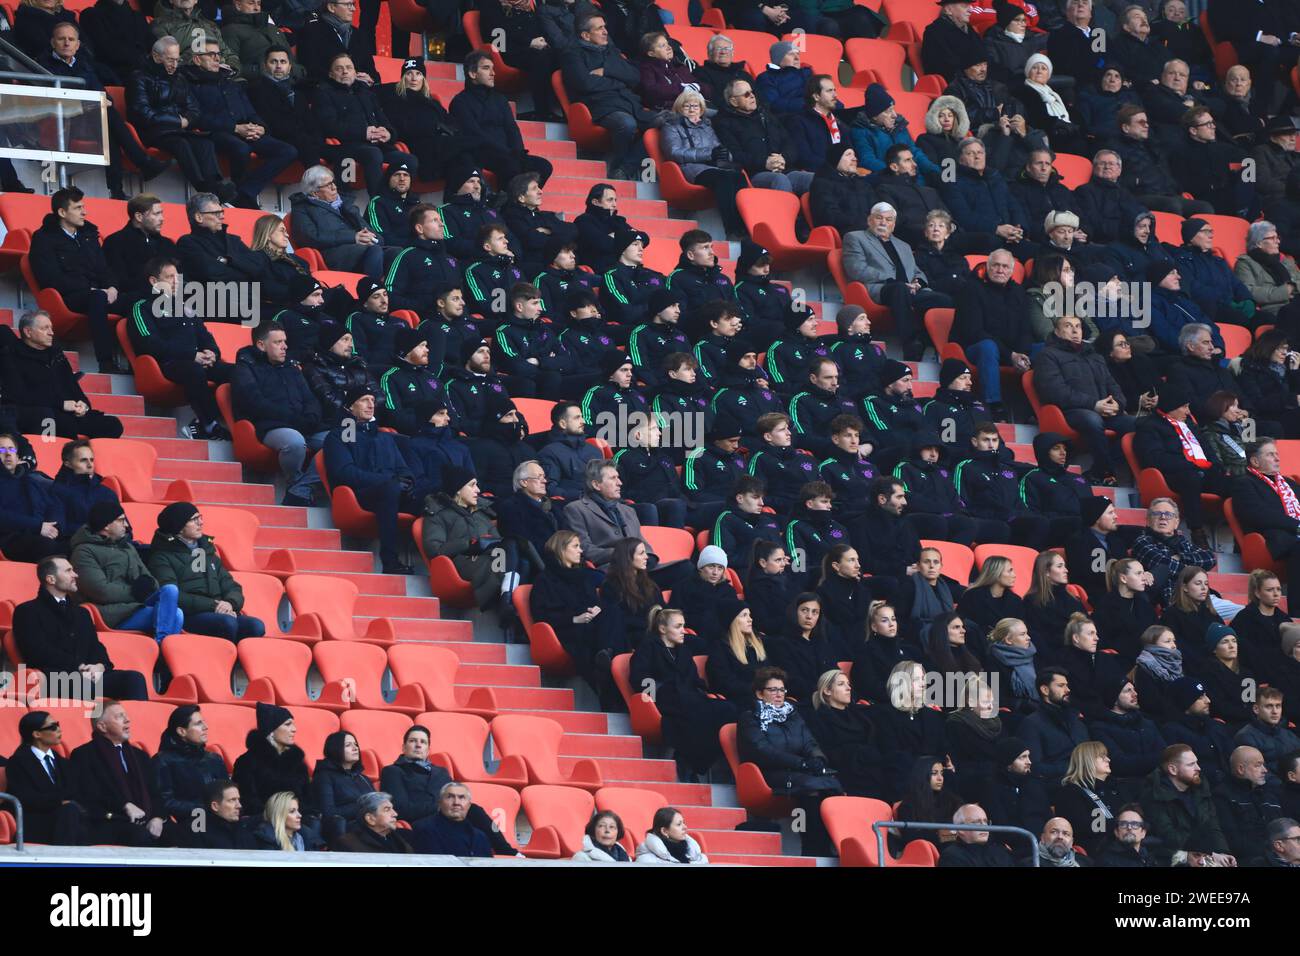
top-left (218, 6), bottom-right (305, 81)
top-left (146, 529), bottom-right (244, 615)
top-left (1137, 767), bottom-right (1230, 865)
top-left (151, 5), bottom-right (241, 77)
top-left (420, 494), bottom-right (498, 561)
top-left (69, 526), bottom-right (155, 627)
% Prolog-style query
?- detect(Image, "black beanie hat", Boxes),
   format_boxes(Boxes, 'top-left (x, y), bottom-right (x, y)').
top-left (1145, 259), bottom-right (1176, 286)
top-left (1180, 218), bottom-right (1210, 245)
top-left (395, 325), bottom-right (427, 360)
top-left (344, 383), bottom-right (375, 406)
top-left (1099, 672), bottom-right (1133, 709)
top-left (157, 501), bottom-right (200, 536)
top-left (715, 593), bottom-right (751, 629)
top-left (401, 57), bottom-right (425, 75)
top-left (601, 350), bottom-right (633, 377)
top-left (784, 304), bottom-right (815, 330)
top-left (355, 275), bottom-right (385, 302)
top-left (1080, 494), bottom-right (1112, 528)
top-left (879, 358), bottom-right (911, 387)
top-left (647, 287), bottom-right (681, 317)
top-left (864, 82), bottom-right (894, 118)
top-left (939, 357), bottom-right (969, 389)
top-left (996, 735), bottom-right (1030, 769)
top-left (707, 412), bottom-right (743, 441)
top-left (612, 224), bottom-right (650, 254)
top-left (825, 141), bottom-right (854, 169)
top-left (318, 320), bottom-right (351, 352)
top-left (289, 273), bottom-right (322, 304)
top-left (441, 464), bottom-right (477, 497)
top-left (543, 232), bottom-right (577, 264)
top-left (1172, 677), bottom-right (1207, 712)
top-left (460, 336), bottom-right (490, 364)
top-left (87, 499), bottom-right (125, 533)
top-left (1157, 381), bottom-right (1192, 413)
top-left (959, 42), bottom-right (989, 69)
top-left (565, 288), bottom-right (600, 313)
top-left (996, 1), bottom-right (1025, 28)
top-left (736, 239), bottom-right (770, 275)
top-left (384, 158), bottom-right (414, 181)
top-left (255, 701), bottom-right (294, 738)
top-left (444, 163), bottom-right (483, 197)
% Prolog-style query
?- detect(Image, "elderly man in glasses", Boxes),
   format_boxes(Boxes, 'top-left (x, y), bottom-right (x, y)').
top-left (1131, 497), bottom-right (1227, 608)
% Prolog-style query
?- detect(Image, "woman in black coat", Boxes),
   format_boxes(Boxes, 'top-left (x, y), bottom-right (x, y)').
top-left (897, 546), bottom-right (967, 647)
top-left (815, 544), bottom-right (875, 653)
top-left (377, 62), bottom-right (476, 181)
top-left (1094, 328), bottom-right (1159, 415)
top-left (706, 598), bottom-right (770, 708)
top-left (1023, 550), bottom-right (1086, 650)
top-left (1092, 557), bottom-right (1158, 667)
top-left (311, 731), bottom-right (374, 842)
top-left (1195, 628), bottom-right (1256, 730)
top-left (958, 555), bottom-right (1027, 642)
top-left (805, 668), bottom-right (886, 799)
top-left (911, 210), bottom-right (974, 298)
top-left (1228, 569), bottom-right (1291, 685)
top-left (597, 538), bottom-right (664, 662)
top-left (1133, 624), bottom-right (1186, 723)
top-left (1055, 740), bottom-right (1123, 855)
top-left (871, 660), bottom-right (948, 802)
top-left (671, 549), bottom-right (739, 649)
top-left (944, 676), bottom-right (1006, 802)
top-left (922, 612), bottom-right (983, 698)
top-left (630, 607), bottom-right (734, 777)
top-left (769, 593), bottom-right (843, 705)
top-left (153, 705), bottom-right (229, 824)
top-left (1159, 566), bottom-right (1223, 671)
top-left (892, 754), bottom-right (964, 851)
top-left (231, 703), bottom-right (312, 819)
top-left (850, 601), bottom-right (922, 705)
top-left (529, 530), bottom-right (603, 677)
top-left (744, 540), bottom-right (800, 638)
top-left (1235, 330), bottom-right (1300, 439)
top-left (736, 664), bottom-right (842, 854)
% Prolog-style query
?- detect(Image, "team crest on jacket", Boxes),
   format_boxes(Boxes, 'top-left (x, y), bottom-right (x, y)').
top-left (761, 390), bottom-right (773, 400)
top-left (800, 461), bottom-right (814, 471)
top-left (491, 384), bottom-right (504, 392)
top-left (599, 336), bottom-right (611, 345)
top-left (830, 528), bottom-right (844, 538)
top-left (939, 468), bottom-right (949, 478)
top-left (1001, 469), bottom-right (1015, 479)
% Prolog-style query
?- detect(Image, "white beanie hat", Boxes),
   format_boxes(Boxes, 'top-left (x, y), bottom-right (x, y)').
top-left (697, 545), bottom-right (728, 569)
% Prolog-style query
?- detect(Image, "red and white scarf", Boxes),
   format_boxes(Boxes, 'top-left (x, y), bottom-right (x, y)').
top-left (1160, 412), bottom-right (1209, 469)
top-left (1250, 467), bottom-right (1300, 520)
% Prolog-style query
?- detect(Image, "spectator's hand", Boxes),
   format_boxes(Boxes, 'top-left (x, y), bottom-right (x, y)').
top-left (1009, 115), bottom-right (1026, 136)
top-left (213, 600), bottom-right (235, 616)
top-left (1095, 397), bottom-right (1119, 416)
top-left (179, 116), bottom-right (189, 129)
top-left (1262, 34), bottom-right (1282, 46)
top-left (765, 153), bottom-right (784, 171)
top-left (104, 287), bottom-right (119, 304)
top-left (907, 279), bottom-right (921, 294)
top-left (63, 400), bottom-right (80, 413)
top-left (1011, 352), bottom-right (1031, 370)
top-left (124, 803), bottom-right (146, 823)
top-left (530, 37), bottom-right (548, 49)
top-left (146, 817), bottom-right (165, 838)
top-left (905, 563), bottom-right (918, 575)
top-left (195, 350), bottom-right (209, 364)
top-left (355, 229), bottom-right (378, 245)
top-left (591, 67), bottom-right (604, 76)
top-left (995, 224), bottom-right (1020, 239)
top-left (998, 114), bottom-right (1011, 135)
top-left (235, 123), bottom-right (257, 139)
top-left (1141, 570), bottom-right (1155, 587)
top-left (40, 521), bottom-right (59, 539)
top-left (1074, 229), bottom-right (1088, 242)
top-left (355, 72), bottom-right (374, 85)
top-left (1211, 853), bottom-right (1237, 866)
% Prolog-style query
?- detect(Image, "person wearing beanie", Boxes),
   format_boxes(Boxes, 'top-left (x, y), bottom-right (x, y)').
top-left (1169, 218), bottom-right (1258, 327)
top-left (1018, 432), bottom-right (1096, 544)
top-left (944, 42), bottom-right (1027, 137)
top-left (1159, 677), bottom-right (1237, 789)
top-left (848, 84), bottom-right (943, 184)
top-left (788, 356), bottom-right (860, 460)
top-left (713, 73), bottom-right (816, 195)
top-left (153, 704), bottom-right (229, 825)
top-left (954, 421), bottom-right (1053, 550)
top-left (342, 275), bottom-right (407, 370)
top-left (843, 202), bottom-right (951, 362)
top-left (231, 701), bottom-right (313, 820)
top-left (323, 381), bottom-right (435, 573)
top-left (599, 227), bottom-right (668, 329)
top-left (231, 320), bottom-right (328, 507)
top-left (733, 242), bottom-right (808, 355)
top-left (268, 273), bottom-right (329, 363)
top-left (891, 431), bottom-right (989, 548)
top-left (383, 204), bottom-right (462, 324)
top-left (304, 320), bottom-right (381, 429)
top-left (920, 357), bottom-right (988, 458)
top-left (753, 41), bottom-right (811, 117)
top-left (359, 159), bottom-right (419, 249)
top-left (556, 290), bottom-right (623, 391)
top-left (375, 324), bottom-right (469, 479)
top-left (377, 58), bottom-right (476, 185)
top-left (1249, 114), bottom-right (1300, 215)
top-left (922, 0), bottom-right (988, 81)
top-left (421, 465), bottom-right (509, 610)
top-left (667, 544), bottom-right (741, 657)
top-left (146, 502), bottom-right (267, 640)
top-left (1087, 673), bottom-right (1168, 787)
top-left (534, 240), bottom-right (603, 323)
top-left (443, 339), bottom-right (530, 497)
top-left (765, 300), bottom-right (829, 396)
top-left (4, 709), bottom-right (90, 845)
top-left (1063, 495), bottom-right (1123, 602)
top-left (49, 439), bottom-right (124, 538)
top-left (578, 351), bottom-right (652, 443)
top-left (681, 415), bottom-right (749, 524)
top-left (538, 401), bottom-right (605, 503)
top-left (626, 287), bottom-right (691, 390)
top-left (501, 172), bottom-right (579, 281)
top-left (667, 229), bottom-right (737, 330)
top-left (711, 346), bottom-right (786, 442)
top-left (436, 166), bottom-right (512, 263)
top-left (861, 357), bottom-right (927, 471)
top-left (70, 497), bottom-right (184, 641)
top-left (126, 255), bottom-right (235, 441)
top-left (973, 736), bottom-right (1052, 839)
top-left (823, 305), bottom-right (886, 402)
top-left (801, 90), bottom-right (872, 229)
top-left (981, 1), bottom-right (1047, 84)
top-left (1197, 623), bottom-right (1259, 730)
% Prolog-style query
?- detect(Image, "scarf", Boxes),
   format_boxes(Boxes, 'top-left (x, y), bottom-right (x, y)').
top-left (1024, 79), bottom-right (1070, 120)
top-left (1160, 412), bottom-right (1210, 468)
top-left (989, 640), bottom-right (1039, 700)
top-left (323, 10), bottom-right (352, 44)
top-left (1249, 248), bottom-right (1292, 286)
top-left (1249, 467), bottom-right (1300, 520)
top-left (757, 698), bottom-right (794, 732)
top-left (92, 734), bottom-right (152, 812)
top-left (910, 574), bottom-right (954, 626)
top-left (1039, 843), bottom-right (1081, 867)
top-left (1138, 643), bottom-right (1183, 681)
top-left (1079, 783), bottom-right (1114, 821)
top-left (663, 835), bottom-right (692, 864)
top-left (1215, 422), bottom-right (1245, 459)
top-left (946, 705), bottom-right (1003, 741)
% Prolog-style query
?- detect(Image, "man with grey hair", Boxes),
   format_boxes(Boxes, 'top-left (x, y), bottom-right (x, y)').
top-left (496, 459), bottom-right (557, 581)
top-left (1236, 221), bottom-right (1300, 331)
top-left (938, 804), bottom-right (1017, 866)
top-left (331, 791), bottom-right (414, 854)
top-left (289, 163), bottom-right (385, 275)
top-left (692, 34), bottom-right (749, 109)
top-left (1265, 817), bottom-right (1300, 867)
top-left (411, 782), bottom-right (494, 856)
top-left (1232, 440), bottom-right (1300, 592)
top-left (1132, 497), bottom-right (1220, 607)
top-left (842, 202), bottom-right (949, 359)
top-left (713, 76), bottom-right (814, 194)
top-left (1163, 319), bottom-right (1242, 425)
top-left (128, 36), bottom-right (233, 200)
top-left (5, 310), bottom-right (124, 439)
top-left (1074, 149), bottom-right (1147, 244)
top-left (561, 459), bottom-right (655, 571)
top-left (952, 248), bottom-right (1033, 414)
top-left (176, 191), bottom-right (267, 286)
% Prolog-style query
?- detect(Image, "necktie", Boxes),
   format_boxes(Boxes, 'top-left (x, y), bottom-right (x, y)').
top-left (116, 745), bottom-right (129, 774)
top-left (44, 753), bottom-right (57, 783)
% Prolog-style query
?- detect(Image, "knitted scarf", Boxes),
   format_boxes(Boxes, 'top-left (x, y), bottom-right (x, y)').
top-left (1138, 643), bottom-right (1183, 681)
top-left (946, 704), bottom-right (1003, 741)
top-left (1248, 248), bottom-right (1292, 286)
top-left (1039, 843), bottom-right (1081, 867)
top-left (1160, 412), bottom-right (1209, 468)
top-left (757, 698), bottom-right (794, 732)
top-left (1249, 468), bottom-right (1300, 520)
top-left (909, 573), bottom-right (954, 627)
top-left (989, 640), bottom-right (1040, 700)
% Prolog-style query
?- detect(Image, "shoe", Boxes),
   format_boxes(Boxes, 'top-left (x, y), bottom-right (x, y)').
top-left (100, 355), bottom-right (130, 375)
top-left (205, 422), bottom-right (232, 441)
top-left (1191, 527), bottom-right (1212, 550)
top-left (281, 490), bottom-right (314, 508)
top-left (2, 180), bottom-right (34, 194)
top-left (109, 189), bottom-right (130, 201)
top-left (140, 157), bottom-right (170, 181)
top-left (182, 418), bottom-right (204, 440)
top-left (215, 180), bottom-right (239, 204)
top-left (382, 560), bottom-right (414, 575)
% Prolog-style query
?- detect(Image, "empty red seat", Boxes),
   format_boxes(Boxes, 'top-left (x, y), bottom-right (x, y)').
top-left (198, 702), bottom-right (259, 770)
top-left (386, 643), bottom-right (498, 720)
top-left (821, 795), bottom-right (939, 866)
top-left (230, 571), bottom-right (321, 644)
top-left (160, 633), bottom-right (264, 704)
top-left (638, 525), bottom-right (695, 566)
top-left (312, 641), bottom-right (426, 715)
top-left (520, 784), bottom-right (595, 857)
top-left (100, 631), bottom-right (198, 705)
top-left (286, 574), bottom-right (397, 644)
top-left (465, 781), bottom-right (526, 856)
top-left (237, 638), bottom-right (349, 712)
top-left (414, 711), bottom-right (528, 788)
top-left (736, 189), bottom-right (836, 271)
top-left (285, 704), bottom-right (340, 769)
top-left (490, 714), bottom-right (603, 792)
top-left (118, 699), bottom-right (181, 757)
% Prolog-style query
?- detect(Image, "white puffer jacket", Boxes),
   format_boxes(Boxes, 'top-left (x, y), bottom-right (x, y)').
top-left (572, 835), bottom-right (632, 863)
top-left (634, 833), bottom-right (709, 865)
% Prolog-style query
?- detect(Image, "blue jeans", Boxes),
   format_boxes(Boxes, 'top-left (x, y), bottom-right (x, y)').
top-left (117, 584), bottom-right (184, 642)
top-left (187, 611), bottom-right (265, 643)
top-left (966, 338), bottom-right (1003, 403)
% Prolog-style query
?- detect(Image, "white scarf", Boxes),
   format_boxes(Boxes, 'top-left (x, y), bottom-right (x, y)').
top-left (1024, 55), bottom-right (1069, 121)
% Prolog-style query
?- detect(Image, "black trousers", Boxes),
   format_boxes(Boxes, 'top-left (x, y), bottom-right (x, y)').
top-left (876, 283), bottom-right (952, 346)
top-left (355, 480), bottom-right (426, 565)
top-left (694, 167), bottom-right (746, 233)
top-left (905, 512), bottom-right (976, 548)
top-left (501, 45), bottom-right (561, 115)
top-left (15, 405), bottom-right (124, 439)
top-left (160, 358), bottom-right (235, 424)
top-left (60, 287), bottom-right (117, 366)
top-left (145, 131), bottom-right (222, 190)
top-left (1135, 193), bottom-right (1215, 218)
top-left (477, 143), bottom-right (554, 187)
top-left (1164, 467), bottom-right (1233, 531)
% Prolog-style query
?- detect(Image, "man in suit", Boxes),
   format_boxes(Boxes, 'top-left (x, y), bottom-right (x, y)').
top-left (562, 459), bottom-right (658, 572)
top-left (841, 202), bottom-right (952, 360)
top-left (70, 699), bottom-right (171, 846)
top-left (1233, 438), bottom-right (1300, 587)
top-left (4, 711), bottom-right (90, 845)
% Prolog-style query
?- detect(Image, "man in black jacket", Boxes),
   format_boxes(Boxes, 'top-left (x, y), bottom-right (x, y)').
top-left (1008, 150), bottom-right (1084, 245)
top-left (1064, 496), bottom-right (1123, 602)
top-left (1073, 150), bottom-right (1149, 245)
top-left (538, 402), bottom-right (603, 502)
top-left (1046, 0), bottom-right (1111, 84)
top-left (13, 557), bottom-right (148, 701)
top-left (560, 12), bottom-right (655, 177)
top-left (808, 142), bottom-right (877, 236)
top-left (26, 187), bottom-right (123, 373)
top-left (1170, 106), bottom-right (1254, 217)
top-left (103, 194), bottom-right (178, 304)
top-left (1096, 804), bottom-right (1159, 866)
top-left (245, 47), bottom-right (327, 169)
top-left (847, 477), bottom-right (920, 603)
top-left (127, 36), bottom-right (231, 200)
top-left (952, 249), bottom-right (1033, 416)
top-left (127, 256), bottom-right (234, 441)
top-left (232, 321), bottom-right (328, 507)
top-left (70, 700), bottom-right (169, 846)
top-left (296, 0), bottom-right (377, 81)
top-left (439, 166), bottom-right (516, 265)
top-left (1161, 677), bottom-right (1237, 789)
top-left (1214, 745), bottom-right (1285, 865)
top-left (5, 711), bottom-right (90, 845)
top-left (80, 0), bottom-right (154, 88)
top-left (1114, 104), bottom-right (1214, 217)
top-left (921, 0), bottom-right (987, 82)
top-left (4, 310), bottom-right (124, 439)
top-left (954, 422), bottom-right (1051, 549)
top-left (714, 76), bottom-right (813, 194)
top-left (938, 804), bottom-right (1018, 866)
top-left (892, 431), bottom-right (990, 546)
top-left (176, 191), bottom-right (268, 287)
top-left (332, 792), bottom-right (414, 853)
top-left (449, 51), bottom-right (553, 187)
top-left (1017, 668), bottom-right (1089, 782)
top-left (873, 144), bottom-right (951, 247)
top-left (384, 205), bottom-right (462, 324)
top-left (496, 460), bottom-right (559, 581)
top-left (1233, 438), bottom-right (1300, 587)
top-left (188, 780), bottom-right (258, 849)
top-left (500, 173), bottom-right (578, 280)
top-left (313, 53), bottom-right (408, 199)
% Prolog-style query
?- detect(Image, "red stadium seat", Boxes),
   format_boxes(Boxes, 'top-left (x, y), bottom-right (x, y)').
top-left (199, 702), bottom-right (258, 770)
top-left (719, 722), bottom-right (796, 818)
top-left (512, 397), bottom-right (557, 436)
top-left (118, 700), bottom-right (180, 758)
top-left (644, 128), bottom-right (715, 212)
top-left (595, 785), bottom-right (667, 858)
top-left (387, 643), bottom-right (499, 720)
top-left (821, 795), bottom-right (939, 866)
top-left (638, 525), bottom-right (695, 565)
top-left (116, 321), bottom-right (186, 406)
top-left (512, 584), bottom-right (577, 677)
top-left (972, 544), bottom-right (1038, 596)
top-left (490, 714), bottom-right (603, 791)
top-left (215, 384), bottom-right (280, 474)
top-left (315, 455), bottom-right (418, 544)
top-left (285, 704), bottom-right (340, 768)
top-left (463, 10), bottom-right (527, 92)
top-left (552, 72), bottom-right (612, 152)
top-left (1150, 210), bottom-right (1185, 246)
top-left (845, 38), bottom-right (906, 88)
top-left (1052, 153), bottom-right (1092, 190)
top-left (414, 711), bottom-right (529, 788)
top-left (667, 25), bottom-right (721, 64)
top-left (286, 574), bottom-right (397, 644)
top-left (91, 438), bottom-right (188, 504)
top-left (737, 189), bottom-right (837, 270)
top-left (340, 710), bottom-right (413, 780)
top-left (468, 781), bottom-right (526, 855)
top-left (1218, 323), bottom-right (1252, 359)
top-left (411, 517), bottom-right (478, 609)
top-left (35, 704), bottom-right (96, 757)
top-left (783, 31), bottom-right (843, 77)
top-left (520, 784), bottom-right (595, 857)
top-left (100, 631), bottom-right (198, 705)
top-left (160, 633), bottom-right (267, 705)
top-left (229, 571), bottom-right (321, 644)
top-left (920, 540), bottom-right (975, 585)
top-left (1224, 500), bottom-right (1284, 577)
top-left (1198, 214), bottom-right (1250, 262)
top-left (611, 652), bottom-right (663, 745)
top-left (0, 561), bottom-right (39, 632)
top-left (237, 638), bottom-right (350, 712)
top-left (313, 641), bottom-right (426, 715)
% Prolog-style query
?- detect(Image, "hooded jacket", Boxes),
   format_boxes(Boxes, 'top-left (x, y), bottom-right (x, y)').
top-left (1019, 431), bottom-right (1093, 517)
top-left (849, 113), bottom-right (941, 180)
top-left (154, 730), bottom-right (228, 822)
top-left (220, 4), bottom-right (306, 81)
top-left (69, 525), bottom-right (156, 628)
top-left (893, 433), bottom-right (964, 517)
top-left (304, 346), bottom-right (379, 428)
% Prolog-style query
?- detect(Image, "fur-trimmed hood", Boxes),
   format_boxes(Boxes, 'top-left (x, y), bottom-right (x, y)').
top-left (924, 95), bottom-right (971, 138)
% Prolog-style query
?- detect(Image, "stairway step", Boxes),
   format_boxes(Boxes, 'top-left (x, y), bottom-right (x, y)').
top-left (360, 617), bottom-right (472, 641)
top-left (542, 176), bottom-right (638, 198)
top-left (674, 805), bottom-right (747, 829)
top-left (90, 394), bottom-right (145, 415)
top-left (154, 459), bottom-right (243, 482)
top-left (251, 527), bottom-right (343, 549)
top-left (497, 709), bottom-right (608, 733)
top-left (458, 684), bottom-right (572, 710)
top-left (268, 548), bottom-right (374, 573)
top-left (561, 755), bottom-right (676, 781)
top-left (296, 570), bottom-right (409, 595)
top-left (456, 662), bottom-right (541, 687)
top-left (245, 505), bottom-right (311, 528)
top-left (394, 640), bottom-right (507, 664)
top-left (80, 372), bottom-right (112, 392)
top-left (152, 441), bottom-right (212, 460)
top-left (523, 139), bottom-right (577, 159)
top-left (120, 415), bottom-right (179, 438)
top-left (153, 478), bottom-right (276, 505)
top-left (547, 158), bottom-right (611, 178)
top-left (694, 828), bottom-right (783, 854)
top-left (356, 594), bottom-right (443, 617)
top-left (559, 732), bottom-right (644, 758)
top-left (619, 780), bottom-right (712, 804)
top-left (709, 852), bottom-right (818, 867)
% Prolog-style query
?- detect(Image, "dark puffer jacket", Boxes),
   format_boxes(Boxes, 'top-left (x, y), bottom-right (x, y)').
top-left (28, 214), bottom-right (115, 301)
top-left (153, 733), bottom-right (229, 822)
top-left (232, 732), bottom-right (312, 818)
top-left (231, 345), bottom-right (324, 440)
top-left (127, 60), bottom-right (202, 141)
top-left (713, 102), bottom-right (803, 176)
top-left (146, 529), bottom-right (245, 616)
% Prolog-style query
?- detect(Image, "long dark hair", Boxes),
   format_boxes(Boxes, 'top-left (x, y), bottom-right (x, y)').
top-left (1242, 327), bottom-right (1288, 366)
top-left (607, 537), bottom-right (658, 609)
top-left (323, 731), bottom-right (359, 769)
top-left (899, 755), bottom-right (949, 821)
top-left (925, 611), bottom-right (981, 674)
top-left (745, 539), bottom-right (785, 591)
top-left (818, 543), bottom-right (856, 588)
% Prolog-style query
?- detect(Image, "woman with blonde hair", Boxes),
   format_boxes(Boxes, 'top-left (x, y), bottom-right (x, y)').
top-left (1159, 566), bottom-right (1223, 667)
top-left (849, 601), bottom-right (920, 704)
top-left (987, 616), bottom-right (1038, 708)
top-left (1091, 557), bottom-right (1156, 666)
top-left (659, 88), bottom-right (745, 237)
top-left (253, 791), bottom-right (324, 851)
top-left (250, 214), bottom-right (314, 308)
top-left (706, 596), bottom-right (768, 709)
top-left (872, 660), bottom-right (947, 801)
top-left (958, 555), bottom-right (1026, 639)
top-left (806, 668), bottom-right (885, 798)
top-left (377, 57), bottom-right (472, 182)
top-left (1055, 741), bottom-right (1120, 854)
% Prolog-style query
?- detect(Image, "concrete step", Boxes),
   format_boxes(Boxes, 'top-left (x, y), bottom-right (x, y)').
top-left (497, 709), bottom-right (609, 734)
top-left (460, 684), bottom-right (573, 711)
top-left (558, 732), bottom-right (644, 758)
top-left (560, 755), bottom-right (676, 782)
top-left (709, 852), bottom-right (818, 867)
top-left (359, 617), bottom-right (473, 641)
top-left (152, 478), bottom-right (276, 505)
top-left (273, 549), bottom-right (376, 574)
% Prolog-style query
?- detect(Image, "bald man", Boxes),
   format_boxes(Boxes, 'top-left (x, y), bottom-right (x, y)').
top-left (1039, 816), bottom-right (1092, 867)
top-left (1214, 745), bottom-right (1283, 865)
top-left (938, 804), bottom-right (1017, 866)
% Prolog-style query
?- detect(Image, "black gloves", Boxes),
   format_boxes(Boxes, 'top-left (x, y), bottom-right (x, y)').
top-left (130, 575), bottom-right (157, 603)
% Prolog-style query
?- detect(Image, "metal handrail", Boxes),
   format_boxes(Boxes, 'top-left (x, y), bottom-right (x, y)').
top-left (871, 820), bottom-right (1039, 867)
top-left (0, 34), bottom-right (54, 78)
top-left (0, 792), bottom-right (25, 853)
top-left (0, 69), bottom-right (86, 86)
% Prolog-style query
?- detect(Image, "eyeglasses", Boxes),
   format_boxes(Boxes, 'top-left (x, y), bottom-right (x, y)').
top-left (0, 446), bottom-right (16, 454)
top-left (762, 686), bottom-right (787, 694)
top-left (1116, 821), bottom-right (1146, 830)
top-left (523, 474), bottom-right (546, 483)
top-left (199, 208), bottom-right (225, 217)
top-left (1192, 119), bottom-right (1215, 128)
top-left (735, 90), bottom-right (755, 98)
top-left (1150, 511), bottom-right (1178, 520)
top-left (1114, 340), bottom-right (1131, 348)
top-left (318, 180), bottom-right (339, 190)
